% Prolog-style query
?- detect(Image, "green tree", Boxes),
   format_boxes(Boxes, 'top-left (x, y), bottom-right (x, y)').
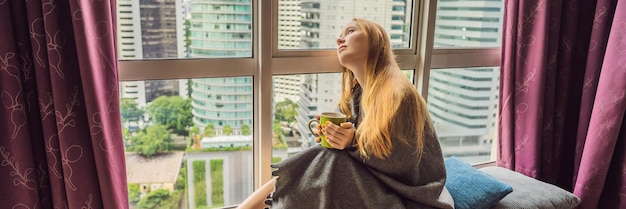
top-left (241, 124), bottom-right (251, 135)
top-left (189, 126), bottom-right (200, 148)
top-left (189, 126), bottom-right (200, 137)
top-left (273, 122), bottom-right (286, 148)
top-left (273, 122), bottom-right (283, 139)
top-left (147, 96), bottom-right (192, 136)
top-left (137, 189), bottom-right (170, 209)
top-left (203, 123), bottom-right (216, 137)
top-left (274, 98), bottom-right (298, 123)
top-left (122, 127), bottom-right (131, 141)
top-left (119, 98), bottom-right (144, 129)
top-left (223, 125), bottom-right (233, 135)
top-left (128, 184), bottom-right (141, 203)
top-left (128, 125), bottom-right (172, 157)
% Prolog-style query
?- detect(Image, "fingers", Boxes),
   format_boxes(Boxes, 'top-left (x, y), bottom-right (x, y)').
top-left (315, 124), bottom-right (322, 136)
top-left (325, 133), bottom-right (349, 150)
top-left (340, 122), bottom-right (354, 129)
top-left (322, 122), bottom-right (355, 150)
top-left (323, 122), bottom-right (352, 137)
top-left (325, 136), bottom-right (340, 148)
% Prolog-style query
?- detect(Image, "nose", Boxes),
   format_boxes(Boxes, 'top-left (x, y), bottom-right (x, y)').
top-left (336, 36), bottom-right (345, 46)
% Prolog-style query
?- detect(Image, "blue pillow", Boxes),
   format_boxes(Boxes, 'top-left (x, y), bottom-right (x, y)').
top-left (444, 157), bottom-right (513, 209)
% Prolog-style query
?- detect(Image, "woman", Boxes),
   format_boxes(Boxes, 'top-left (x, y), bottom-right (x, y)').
top-left (238, 18), bottom-right (454, 209)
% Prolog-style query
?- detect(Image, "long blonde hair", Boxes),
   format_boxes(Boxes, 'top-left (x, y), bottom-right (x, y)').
top-left (339, 18), bottom-right (433, 159)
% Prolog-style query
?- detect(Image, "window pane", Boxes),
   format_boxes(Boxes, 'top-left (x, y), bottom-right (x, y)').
top-left (272, 70), bottom-right (414, 161)
top-left (427, 67), bottom-right (500, 164)
top-left (433, 0), bottom-right (504, 48)
top-left (120, 77), bottom-right (253, 209)
top-left (277, 0), bottom-right (413, 50)
top-left (116, 0), bottom-right (253, 60)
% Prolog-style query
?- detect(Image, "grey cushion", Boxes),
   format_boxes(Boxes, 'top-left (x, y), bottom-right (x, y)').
top-left (479, 166), bottom-right (581, 209)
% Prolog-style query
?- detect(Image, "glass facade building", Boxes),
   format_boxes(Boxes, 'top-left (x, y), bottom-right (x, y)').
top-left (189, 0), bottom-right (254, 133)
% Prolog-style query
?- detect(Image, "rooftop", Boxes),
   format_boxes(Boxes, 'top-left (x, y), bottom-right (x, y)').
top-left (125, 151), bottom-right (184, 184)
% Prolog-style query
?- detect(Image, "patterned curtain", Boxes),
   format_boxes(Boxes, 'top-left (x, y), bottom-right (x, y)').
top-left (0, 1), bottom-right (128, 208)
top-left (499, 0), bottom-right (626, 208)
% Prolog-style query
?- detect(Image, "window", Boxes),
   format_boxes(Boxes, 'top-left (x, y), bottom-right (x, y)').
top-left (430, 0), bottom-right (504, 163)
top-left (117, 0), bottom-right (503, 208)
top-left (272, 70), bottom-right (414, 162)
top-left (278, 0), bottom-right (414, 49)
top-left (433, 0), bottom-right (504, 48)
top-left (427, 67), bottom-right (500, 164)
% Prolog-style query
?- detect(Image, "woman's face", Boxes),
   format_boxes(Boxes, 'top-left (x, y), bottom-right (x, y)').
top-left (336, 21), bottom-right (369, 68)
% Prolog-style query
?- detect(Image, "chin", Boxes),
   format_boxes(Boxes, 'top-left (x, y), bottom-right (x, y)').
top-left (338, 53), bottom-right (352, 63)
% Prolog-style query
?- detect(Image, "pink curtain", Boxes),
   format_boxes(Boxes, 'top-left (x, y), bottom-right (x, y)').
top-left (0, 1), bottom-right (128, 208)
top-left (499, 0), bottom-right (626, 208)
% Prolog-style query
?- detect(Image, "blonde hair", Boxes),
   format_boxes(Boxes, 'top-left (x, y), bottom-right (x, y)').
top-left (339, 18), bottom-right (434, 159)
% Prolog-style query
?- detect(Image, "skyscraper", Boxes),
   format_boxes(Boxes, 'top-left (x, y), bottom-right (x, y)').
top-left (299, 0), bottom-right (407, 49)
top-left (117, 0), bottom-right (187, 109)
top-left (117, 0), bottom-right (147, 108)
top-left (188, 0), bottom-right (253, 133)
top-left (273, 0), bottom-right (305, 105)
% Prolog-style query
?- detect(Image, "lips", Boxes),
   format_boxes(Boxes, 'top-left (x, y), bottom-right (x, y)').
top-left (338, 46), bottom-right (347, 52)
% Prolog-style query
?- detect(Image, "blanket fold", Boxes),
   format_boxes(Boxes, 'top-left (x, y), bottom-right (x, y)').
top-left (271, 137), bottom-right (454, 209)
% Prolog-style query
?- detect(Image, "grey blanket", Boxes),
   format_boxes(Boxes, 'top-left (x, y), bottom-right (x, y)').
top-left (271, 133), bottom-right (455, 209)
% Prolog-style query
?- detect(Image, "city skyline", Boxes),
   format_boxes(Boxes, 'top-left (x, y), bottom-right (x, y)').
top-left (116, 0), bottom-right (504, 159)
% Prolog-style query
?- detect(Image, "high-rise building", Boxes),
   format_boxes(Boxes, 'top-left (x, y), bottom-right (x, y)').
top-left (190, 77), bottom-right (253, 135)
top-left (140, 0), bottom-right (182, 59)
top-left (188, 1), bottom-right (252, 58)
top-left (278, 0), bottom-right (302, 49)
top-left (117, 0), bottom-right (146, 108)
top-left (273, 75), bottom-right (305, 104)
top-left (428, 0), bottom-right (503, 158)
top-left (273, 0), bottom-right (305, 105)
top-left (189, 0), bottom-right (253, 133)
top-left (117, 0), bottom-right (144, 60)
top-left (299, 0), bottom-right (407, 49)
top-left (117, 0), bottom-right (187, 109)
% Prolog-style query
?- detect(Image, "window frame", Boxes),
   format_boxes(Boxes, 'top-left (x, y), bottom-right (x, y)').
top-left (116, 0), bottom-right (502, 191)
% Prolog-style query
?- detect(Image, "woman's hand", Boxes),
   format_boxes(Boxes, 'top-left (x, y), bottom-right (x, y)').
top-left (322, 121), bottom-right (355, 150)
top-left (314, 115), bottom-right (322, 143)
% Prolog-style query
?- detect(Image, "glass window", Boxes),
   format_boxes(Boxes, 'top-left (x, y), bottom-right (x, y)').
top-left (433, 0), bottom-right (504, 48)
top-left (116, 1), bottom-right (505, 208)
top-left (120, 77), bottom-right (253, 208)
top-left (426, 67), bottom-right (500, 164)
top-left (272, 70), bottom-right (414, 161)
top-left (116, 0), bottom-right (253, 60)
top-left (277, 0), bottom-right (414, 50)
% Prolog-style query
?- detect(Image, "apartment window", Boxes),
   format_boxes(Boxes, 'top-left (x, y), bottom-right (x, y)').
top-left (427, 67), bottom-right (500, 163)
top-left (278, 0), bottom-right (414, 49)
top-left (427, 0), bottom-right (504, 165)
top-left (117, 0), bottom-right (503, 208)
top-left (272, 70), bottom-right (414, 163)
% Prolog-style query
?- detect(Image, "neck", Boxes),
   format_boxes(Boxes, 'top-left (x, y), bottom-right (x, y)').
top-left (354, 71), bottom-right (364, 86)
top-left (348, 66), bottom-right (365, 86)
